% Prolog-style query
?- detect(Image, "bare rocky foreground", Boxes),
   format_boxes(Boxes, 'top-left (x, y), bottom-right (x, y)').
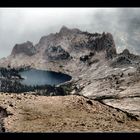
top-left (0, 93), bottom-right (140, 132)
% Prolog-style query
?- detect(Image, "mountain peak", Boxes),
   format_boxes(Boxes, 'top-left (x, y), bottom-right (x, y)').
top-left (59, 26), bottom-right (81, 35)
top-left (59, 26), bottom-right (69, 33)
top-left (61, 25), bottom-right (69, 30)
top-left (122, 49), bottom-right (130, 55)
top-left (11, 41), bottom-right (36, 56)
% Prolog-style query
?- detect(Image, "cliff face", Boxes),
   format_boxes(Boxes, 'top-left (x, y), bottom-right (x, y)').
top-left (37, 26), bottom-right (116, 59)
top-left (11, 41), bottom-right (36, 57)
top-left (8, 26), bottom-right (116, 65)
top-left (43, 45), bottom-right (71, 61)
top-left (111, 49), bottom-right (140, 67)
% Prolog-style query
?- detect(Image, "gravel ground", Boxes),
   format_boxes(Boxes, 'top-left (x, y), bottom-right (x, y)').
top-left (0, 93), bottom-right (140, 132)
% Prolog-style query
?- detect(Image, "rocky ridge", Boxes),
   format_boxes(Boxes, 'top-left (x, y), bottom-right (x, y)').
top-left (0, 26), bottom-right (116, 70)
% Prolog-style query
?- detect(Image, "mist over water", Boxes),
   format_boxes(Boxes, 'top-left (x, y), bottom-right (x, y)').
top-left (0, 8), bottom-right (140, 58)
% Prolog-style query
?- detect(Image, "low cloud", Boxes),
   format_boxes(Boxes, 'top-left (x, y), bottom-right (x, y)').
top-left (0, 8), bottom-right (140, 58)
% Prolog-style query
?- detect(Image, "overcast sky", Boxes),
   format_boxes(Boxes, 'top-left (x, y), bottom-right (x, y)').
top-left (0, 8), bottom-right (140, 58)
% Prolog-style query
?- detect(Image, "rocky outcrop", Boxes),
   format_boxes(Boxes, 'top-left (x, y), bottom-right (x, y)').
top-left (0, 107), bottom-right (8, 132)
top-left (59, 25), bottom-right (82, 35)
top-left (121, 49), bottom-right (140, 62)
top-left (43, 45), bottom-right (71, 61)
top-left (88, 32), bottom-right (116, 59)
top-left (11, 41), bottom-right (36, 57)
top-left (111, 48), bottom-right (140, 67)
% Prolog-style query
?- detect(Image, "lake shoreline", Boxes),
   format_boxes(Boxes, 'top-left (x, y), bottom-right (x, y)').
top-left (0, 66), bottom-right (72, 94)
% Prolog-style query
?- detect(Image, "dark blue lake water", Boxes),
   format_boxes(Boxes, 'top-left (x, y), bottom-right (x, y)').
top-left (19, 69), bottom-right (72, 86)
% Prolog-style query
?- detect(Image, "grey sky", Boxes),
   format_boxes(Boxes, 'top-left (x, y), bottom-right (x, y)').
top-left (0, 8), bottom-right (140, 58)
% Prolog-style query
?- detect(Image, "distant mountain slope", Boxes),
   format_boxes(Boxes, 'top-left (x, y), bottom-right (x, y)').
top-left (0, 26), bottom-right (117, 68)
